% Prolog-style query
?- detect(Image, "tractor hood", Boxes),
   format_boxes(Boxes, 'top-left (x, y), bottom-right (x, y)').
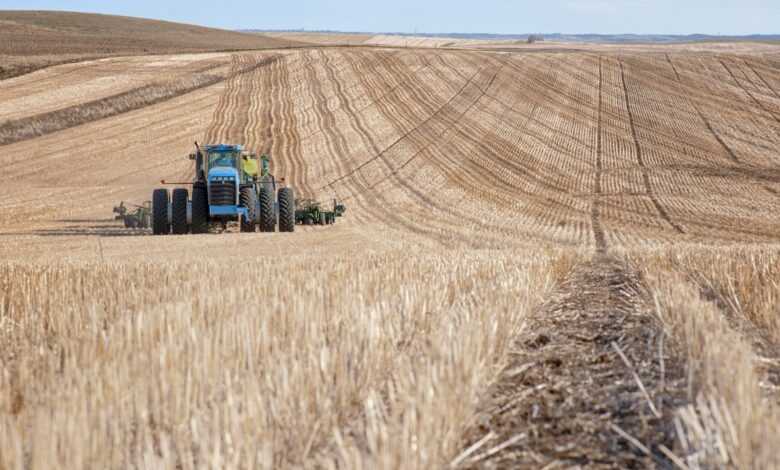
top-left (208, 166), bottom-right (239, 181)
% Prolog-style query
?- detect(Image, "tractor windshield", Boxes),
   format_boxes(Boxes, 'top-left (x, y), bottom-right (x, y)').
top-left (207, 151), bottom-right (240, 170)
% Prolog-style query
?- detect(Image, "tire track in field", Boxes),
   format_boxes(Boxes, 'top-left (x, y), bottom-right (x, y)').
top-left (337, 49), bottom-right (468, 225)
top-left (302, 50), bottom-right (367, 201)
top-left (203, 55), bottom-right (242, 143)
top-left (520, 53), bottom-right (763, 165)
top-left (619, 60), bottom-right (685, 235)
top-left (666, 54), bottom-right (741, 165)
top-left (275, 54), bottom-right (308, 195)
top-left (293, 50), bottom-right (429, 143)
top-left (500, 55), bottom-right (707, 167)
top-left (245, 54), bottom-right (274, 153)
top-left (666, 54), bottom-right (780, 198)
top-left (650, 59), bottom-right (780, 150)
top-left (394, 55), bottom-right (598, 243)
top-left (743, 59), bottom-right (780, 99)
top-left (352, 62), bottom-right (591, 245)
top-left (320, 53), bottom-right (545, 246)
top-left (323, 52), bottom-right (500, 243)
top-left (592, 57), bottom-right (607, 254)
top-left (318, 64), bottom-right (482, 191)
top-left (317, 49), bottom-right (395, 216)
top-left (217, 55), bottom-right (247, 142)
top-left (720, 59), bottom-right (780, 128)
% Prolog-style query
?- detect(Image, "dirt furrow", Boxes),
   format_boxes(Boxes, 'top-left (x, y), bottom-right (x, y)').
top-left (456, 256), bottom-right (687, 469)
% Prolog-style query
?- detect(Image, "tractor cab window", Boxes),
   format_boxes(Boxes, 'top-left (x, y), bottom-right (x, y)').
top-left (207, 151), bottom-right (239, 170)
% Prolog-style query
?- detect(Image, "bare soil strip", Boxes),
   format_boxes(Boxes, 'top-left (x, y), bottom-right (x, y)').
top-left (456, 256), bottom-right (686, 469)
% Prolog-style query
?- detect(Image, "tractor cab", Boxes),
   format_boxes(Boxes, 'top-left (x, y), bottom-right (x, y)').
top-left (191, 144), bottom-right (242, 181)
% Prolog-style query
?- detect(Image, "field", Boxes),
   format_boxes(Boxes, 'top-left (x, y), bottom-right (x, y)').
top-left (0, 11), bottom-right (298, 80)
top-left (2, 13), bottom-right (780, 469)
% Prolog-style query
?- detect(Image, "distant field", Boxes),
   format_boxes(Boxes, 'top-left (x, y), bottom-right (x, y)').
top-left (0, 11), bottom-right (299, 79)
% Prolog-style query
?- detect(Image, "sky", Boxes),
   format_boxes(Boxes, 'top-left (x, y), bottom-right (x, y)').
top-left (2, 0), bottom-right (779, 35)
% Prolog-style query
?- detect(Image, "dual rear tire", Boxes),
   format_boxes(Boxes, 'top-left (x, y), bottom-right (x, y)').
top-left (152, 185), bottom-right (297, 235)
top-left (240, 187), bottom-right (257, 233)
top-left (171, 188), bottom-right (189, 235)
top-left (152, 189), bottom-right (169, 235)
top-left (191, 183), bottom-right (209, 234)
top-left (258, 187), bottom-right (275, 232)
top-left (278, 187), bottom-right (295, 233)
top-left (152, 188), bottom-right (190, 235)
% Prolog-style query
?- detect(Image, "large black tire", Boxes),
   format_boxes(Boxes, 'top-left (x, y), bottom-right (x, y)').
top-left (191, 183), bottom-right (209, 234)
top-left (278, 187), bottom-right (295, 233)
top-left (258, 187), bottom-right (275, 232)
top-left (171, 188), bottom-right (189, 235)
top-left (239, 186), bottom-right (257, 233)
top-left (152, 188), bottom-right (169, 235)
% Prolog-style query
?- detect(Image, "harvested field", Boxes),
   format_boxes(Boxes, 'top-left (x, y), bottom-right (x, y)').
top-left (2, 21), bottom-right (780, 468)
top-left (0, 11), bottom-right (298, 80)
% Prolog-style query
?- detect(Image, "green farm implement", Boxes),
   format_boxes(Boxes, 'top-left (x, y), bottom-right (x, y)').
top-left (295, 199), bottom-right (346, 225)
top-left (113, 201), bottom-right (151, 229)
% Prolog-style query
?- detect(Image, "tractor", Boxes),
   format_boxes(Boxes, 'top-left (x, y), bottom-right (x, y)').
top-left (151, 143), bottom-right (295, 235)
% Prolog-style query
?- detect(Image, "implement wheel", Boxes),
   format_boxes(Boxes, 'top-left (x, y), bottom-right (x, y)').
top-left (240, 186), bottom-right (257, 233)
top-left (258, 187), bottom-right (275, 232)
top-left (191, 183), bottom-right (209, 234)
top-left (152, 188), bottom-right (169, 235)
top-left (171, 188), bottom-right (189, 235)
top-left (278, 187), bottom-right (295, 232)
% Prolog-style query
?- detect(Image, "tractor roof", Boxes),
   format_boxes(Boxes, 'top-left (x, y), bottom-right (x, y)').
top-left (204, 144), bottom-right (243, 153)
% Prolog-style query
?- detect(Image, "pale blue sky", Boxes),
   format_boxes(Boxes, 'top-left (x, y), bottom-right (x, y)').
top-left (2, 1), bottom-right (779, 35)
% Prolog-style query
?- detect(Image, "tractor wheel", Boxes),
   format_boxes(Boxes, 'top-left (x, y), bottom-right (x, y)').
top-left (191, 183), bottom-right (209, 234)
top-left (258, 187), bottom-right (275, 232)
top-left (278, 187), bottom-right (295, 233)
top-left (171, 188), bottom-right (189, 235)
top-left (152, 188), bottom-right (170, 235)
top-left (240, 187), bottom-right (257, 233)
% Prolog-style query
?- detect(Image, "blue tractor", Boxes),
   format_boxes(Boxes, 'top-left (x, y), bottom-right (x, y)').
top-left (151, 143), bottom-right (296, 235)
